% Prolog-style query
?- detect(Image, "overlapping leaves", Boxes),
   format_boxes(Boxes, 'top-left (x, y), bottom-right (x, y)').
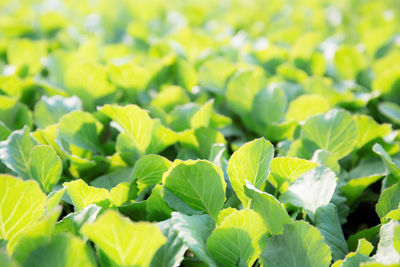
top-left (0, 0), bottom-right (400, 266)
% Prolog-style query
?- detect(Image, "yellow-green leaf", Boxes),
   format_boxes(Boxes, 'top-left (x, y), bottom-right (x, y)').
top-left (0, 175), bottom-right (46, 253)
top-left (81, 210), bottom-right (166, 267)
top-left (63, 179), bottom-right (110, 211)
top-left (99, 104), bottom-right (153, 154)
top-left (207, 209), bottom-right (267, 267)
top-left (227, 137), bottom-right (274, 208)
top-left (29, 145), bottom-right (62, 193)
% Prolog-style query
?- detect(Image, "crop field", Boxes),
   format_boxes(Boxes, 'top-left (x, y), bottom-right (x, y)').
top-left (0, 0), bottom-right (400, 266)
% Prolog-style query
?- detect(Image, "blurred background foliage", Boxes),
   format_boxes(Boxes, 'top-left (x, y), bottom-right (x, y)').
top-left (0, 0), bottom-right (399, 141)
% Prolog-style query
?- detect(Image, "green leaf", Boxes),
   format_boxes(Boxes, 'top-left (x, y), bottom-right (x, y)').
top-left (361, 262), bottom-right (400, 266)
top-left (0, 126), bottom-right (37, 179)
top-left (162, 160), bottom-right (226, 219)
top-left (373, 52), bottom-right (400, 76)
top-left (146, 185), bottom-right (172, 222)
top-left (150, 219), bottom-right (188, 267)
top-left (109, 182), bottom-right (130, 207)
top-left (210, 111), bottom-right (231, 129)
top-left (150, 85), bottom-right (190, 112)
top-left (58, 111), bottom-right (103, 153)
top-left (332, 239), bottom-right (374, 267)
top-left (116, 132), bottom-right (140, 165)
top-left (107, 61), bottom-right (150, 93)
top-left (64, 61), bottom-right (116, 110)
top-left (55, 205), bottom-right (101, 236)
top-left (170, 104), bottom-right (201, 131)
top-left (372, 68), bottom-right (400, 102)
top-left (378, 102), bottom-right (400, 125)
top-left (342, 158), bottom-right (387, 203)
top-left (130, 154), bottom-right (171, 192)
top-left (163, 188), bottom-right (204, 216)
top-left (216, 208), bottom-right (237, 224)
top-left (227, 137), bottom-right (274, 208)
top-left (7, 39), bottom-right (47, 75)
top-left (376, 183), bottom-right (400, 221)
top-left (208, 143), bottom-right (226, 168)
top-left (261, 221), bottom-right (332, 267)
top-left (354, 115), bottom-right (391, 148)
top-left (0, 96), bottom-right (33, 131)
top-left (0, 175), bottom-right (46, 254)
top-left (22, 233), bottom-right (97, 267)
top-left (46, 188), bottom-right (66, 214)
top-left (207, 209), bottom-right (267, 267)
top-left (244, 181), bottom-right (291, 235)
top-left (264, 120), bottom-right (297, 142)
top-left (67, 155), bottom-right (99, 180)
top-left (90, 167), bottom-right (132, 189)
top-left (0, 122), bottom-right (11, 141)
top-left (176, 148), bottom-right (198, 161)
top-left (311, 149), bottom-right (340, 173)
top-left (226, 67), bottom-right (267, 116)
top-left (333, 45), bottom-right (367, 79)
top-left (0, 249), bottom-right (17, 267)
top-left (198, 57), bottom-right (236, 93)
top-left (354, 238), bottom-right (374, 255)
top-left (286, 94), bottom-right (330, 122)
top-left (374, 220), bottom-right (400, 265)
top-left (373, 143), bottom-right (400, 182)
top-left (63, 179), bottom-right (110, 211)
top-left (117, 201), bottom-right (148, 222)
top-left (347, 226), bottom-right (380, 252)
top-left (99, 104), bottom-right (153, 154)
top-left (81, 209), bottom-right (167, 267)
top-left (32, 124), bottom-right (66, 161)
top-left (280, 166), bottom-right (337, 220)
top-left (303, 77), bottom-right (338, 104)
top-left (190, 99), bottom-right (214, 129)
top-left (179, 127), bottom-right (226, 159)
top-left (170, 212), bottom-right (217, 267)
top-left (13, 207), bottom-right (61, 264)
top-left (302, 109), bottom-right (359, 159)
top-left (290, 32), bottom-right (322, 60)
top-left (276, 63), bottom-right (308, 83)
top-left (33, 95), bottom-right (81, 129)
top-left (174, 58), bottom-right (197, 91)
top-left (251, 86), bottom-right (287, 124)
top-left (28, 145), bottom-right (62, 193)
top-left (169, 100), bottom-right (214, 132)
top-left (331, 181), bottom-right (350, 225)
top-left (268, 156), bottom-right (317, 190)
top-left (315, 204), bottom-right (348, 261)
top-left (286, 139), bottom-right (314, 159)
